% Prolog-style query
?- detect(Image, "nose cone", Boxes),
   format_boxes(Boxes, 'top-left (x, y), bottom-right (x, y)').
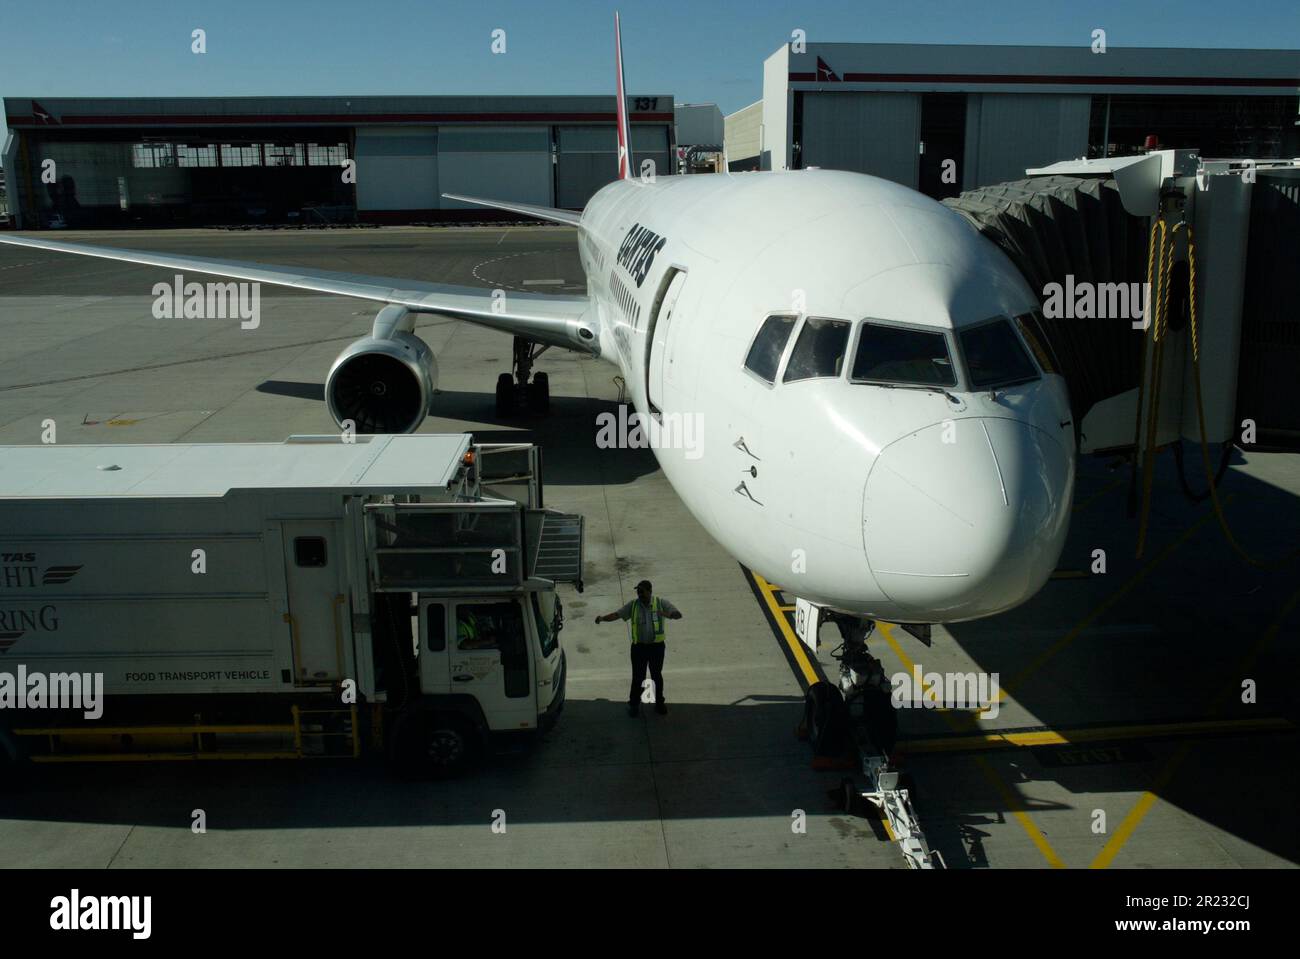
top-left (863, 417), bottom-right (1072, 621)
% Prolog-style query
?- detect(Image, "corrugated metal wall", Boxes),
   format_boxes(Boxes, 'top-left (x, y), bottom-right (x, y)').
top-left (437, 126), bottom-right (553, 208)
top-left (799, 91), bottom-right (919, 187)
top-left (968, 94), bottom-right (1090, 187)
top-left (354, 127), bottom-right (438, 211)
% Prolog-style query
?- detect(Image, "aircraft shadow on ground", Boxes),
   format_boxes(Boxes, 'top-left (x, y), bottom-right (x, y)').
top-left (927, 443), bottom-right (1300, 866)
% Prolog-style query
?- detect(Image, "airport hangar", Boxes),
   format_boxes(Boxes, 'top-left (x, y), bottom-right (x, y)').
top-left (0, 94), bottom-right (676, 229)
top-left (725, 43), bottom-right (1300, 197)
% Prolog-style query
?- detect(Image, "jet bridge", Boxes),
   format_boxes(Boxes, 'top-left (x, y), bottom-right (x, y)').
top-left (944, 151), bottom-right (1300, 455)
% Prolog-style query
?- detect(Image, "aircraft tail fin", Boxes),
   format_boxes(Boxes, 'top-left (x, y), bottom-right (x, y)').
top-left (614, 12), bottom-right (633, 180)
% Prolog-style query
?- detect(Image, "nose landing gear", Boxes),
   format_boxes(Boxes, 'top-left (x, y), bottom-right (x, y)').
top-left (496, 336), bottom-right (551, 417)
top-left (800, 610), bottom-right (943, 868)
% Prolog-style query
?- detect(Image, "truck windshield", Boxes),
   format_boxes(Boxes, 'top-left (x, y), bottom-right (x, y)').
top-left (850, 322), bottom-right (956, 387)
top-left (533, 592), bottom-right (559, 658)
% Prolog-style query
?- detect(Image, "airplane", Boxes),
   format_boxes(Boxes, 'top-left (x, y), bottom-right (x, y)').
top-left (0, 13), bottom-right (1074, 638)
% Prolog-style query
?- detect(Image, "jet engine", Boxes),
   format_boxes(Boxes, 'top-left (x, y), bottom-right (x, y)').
top-left (325, 305), bottom-right (437, 434)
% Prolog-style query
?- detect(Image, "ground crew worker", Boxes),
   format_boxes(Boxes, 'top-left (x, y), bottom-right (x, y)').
top-left (457, 609), bottom-right (496, 650)
top-left (595, 580), bottom-right (682, 716)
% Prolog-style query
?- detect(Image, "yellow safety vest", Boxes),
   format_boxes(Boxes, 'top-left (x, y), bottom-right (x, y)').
top-left (629, 597), bottom-right (666, 645)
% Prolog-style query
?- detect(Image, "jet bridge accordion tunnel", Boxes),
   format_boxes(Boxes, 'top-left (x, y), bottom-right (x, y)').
top-left (943, 157), bottom-right (1300, 456)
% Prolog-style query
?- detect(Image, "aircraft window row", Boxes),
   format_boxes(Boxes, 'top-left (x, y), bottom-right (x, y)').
top-left (743, 314), bottom-right (797, 383)
top-left (609, 272), bottom-right (641, 326)
top-left (784, 317), bottom-right (851, 383)
top-left (851, 324), bottom-right (956, 387)
top-left (958, 317), bottom-right (1039, 389)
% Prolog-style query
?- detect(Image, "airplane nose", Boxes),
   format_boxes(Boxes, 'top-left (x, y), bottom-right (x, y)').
top-left (863, 417), bottom-right (1071, 621)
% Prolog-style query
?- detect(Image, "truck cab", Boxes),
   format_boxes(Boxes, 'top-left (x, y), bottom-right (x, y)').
top-left (417, 582), bottom-right (567, 731)
top-left (366, 444), bottom-right (582, 774)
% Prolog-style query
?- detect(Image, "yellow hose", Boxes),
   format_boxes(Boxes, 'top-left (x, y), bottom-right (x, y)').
top-left (1135, 215), bottom-right (1298, 568)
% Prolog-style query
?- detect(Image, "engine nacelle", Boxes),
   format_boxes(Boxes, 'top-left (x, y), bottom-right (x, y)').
top-left (325, 329), bottom-right (437, 434)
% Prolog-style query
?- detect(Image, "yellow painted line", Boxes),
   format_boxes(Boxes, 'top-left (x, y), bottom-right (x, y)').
top-left (904, 716), bottom-right (1295, 754)
top-left (752, 572), bottom-right (820, 688)
top-left (14, 723), bottom-right (294, 736)
top-left (977, 758), bottom-right (1067, 868)
top-left (31, 752), bottom-right (302, 763)
top-left (878, 623), bottom-right (1065, 867)
top-left (999, 498), bottom-right (1229, 701)
top-left (756, 580), bottom-right (910, 852)
top-left (1091, 583), bottom-right (1300, 868)
top-left (1090, 741), bottom-right (1192, 869)
top-left (1072, 477), bottom-right (1124, 514)
top-left (776, 604), bottom-right (796, 611)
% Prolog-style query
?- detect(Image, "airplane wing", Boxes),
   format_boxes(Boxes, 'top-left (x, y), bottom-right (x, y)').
top-left (0, 234), bottom-right (596, 353)
top-left (441, 193), bottom-right (583, 227)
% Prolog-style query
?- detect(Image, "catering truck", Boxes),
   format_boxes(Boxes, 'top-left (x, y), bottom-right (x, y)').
top-left (0, 434), bottom-right (583, 775)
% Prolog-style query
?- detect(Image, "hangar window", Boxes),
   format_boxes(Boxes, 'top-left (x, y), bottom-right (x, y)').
top-left (221, 143), bottom-right (262, 167)
top-left (958, 318), bottom-right (1039, 389)
top-left (744, 314), bottom-right (797, 384)
top-left (132, 143), bottom-right (176, 168)
top-left (783, 317), bottom-right (851, 383)
top-left (264, 143), bottom-right (305, 167)
top-left (850, 323), bottom-right (956, 387)
top-left (307, 143), bottom-right (349, 166)
top-left (177, 144), bottom-right (218, 168)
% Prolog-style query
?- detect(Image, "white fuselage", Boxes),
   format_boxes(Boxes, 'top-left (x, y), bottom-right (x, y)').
top-left (574, 169), bottom-right (1075, 623)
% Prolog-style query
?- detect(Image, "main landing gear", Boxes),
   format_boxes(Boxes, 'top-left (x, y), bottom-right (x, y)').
top-left (496, 336), bottom-right (550, 417)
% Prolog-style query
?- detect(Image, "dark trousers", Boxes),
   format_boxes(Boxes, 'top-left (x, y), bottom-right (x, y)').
top-left (629, 643), bottom-right (666, 704)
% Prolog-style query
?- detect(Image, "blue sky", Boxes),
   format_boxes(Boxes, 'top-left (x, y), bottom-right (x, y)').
top-left (1, 0), bottom-right (1297, 129)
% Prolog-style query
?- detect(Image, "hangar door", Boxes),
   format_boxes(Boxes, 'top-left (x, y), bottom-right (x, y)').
top-left (556, 125), bottom-right (673, 209)
top-left (355, 127), bottom-right (438, 212)
top-left (798, 92), bottom-right (920, 189)
top-left (439, 126), bottom-right (552, 208)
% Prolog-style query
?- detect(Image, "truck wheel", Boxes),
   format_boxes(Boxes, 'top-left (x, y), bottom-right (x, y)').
top-left (391, 711), bottom-right (476, 778)
top-left (423, 715), bottom-right (479, 777)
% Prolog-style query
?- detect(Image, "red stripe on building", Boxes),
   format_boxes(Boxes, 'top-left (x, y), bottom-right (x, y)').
top-left (7, 112), bottom-right (675, 127)
top-left (789, 71), bottom-right (1296, 88)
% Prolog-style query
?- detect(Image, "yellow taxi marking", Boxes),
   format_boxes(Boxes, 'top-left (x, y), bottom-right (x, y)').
top-left (1090, 583), bottom-right (1300, 868)
top-left (878, 623), bottom-right (1065, 868)
top-left (902, 716), bottom-right (1294, 754)
top-left (998, 497), bottom-right (1229, 702)
top-left (751, 572), bottom-right (820, 688)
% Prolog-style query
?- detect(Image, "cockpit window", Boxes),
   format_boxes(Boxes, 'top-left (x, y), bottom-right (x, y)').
top-left (850, 323), bottom-right (956, 387)
top-left (744, 314), bottom-right (797, 383)
top-left (959, 318), bottom-right (1040, 389)
top-left (1013, 311), bottom-right (1057, 374)
top-left (783, 318), bottom-right (851, 382)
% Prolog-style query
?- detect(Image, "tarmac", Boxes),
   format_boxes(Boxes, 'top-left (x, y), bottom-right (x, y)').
top-left (0, 226), bottom-right (1296, 868)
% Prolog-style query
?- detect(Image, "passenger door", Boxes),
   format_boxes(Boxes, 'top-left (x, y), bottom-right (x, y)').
top-left (450, 598), bottom-right (536, 731)
top-left (646, 269), bottom-right (687, 416)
